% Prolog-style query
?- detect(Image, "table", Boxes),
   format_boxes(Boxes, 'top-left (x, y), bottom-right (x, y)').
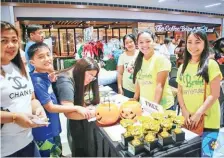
top-left (84, 92), bottom-right (201, 157)
top-left (86, 122), bottom-right (201, 157)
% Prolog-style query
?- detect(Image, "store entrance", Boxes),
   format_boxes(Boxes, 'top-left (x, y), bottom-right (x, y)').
top-left (20, 20), bottom-right (134, 57)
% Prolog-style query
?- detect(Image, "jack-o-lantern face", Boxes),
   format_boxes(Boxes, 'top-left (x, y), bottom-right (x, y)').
top-left (96, 103), bottom-right (120, 126)
top-left (120, 101), bottom-right (142, 120)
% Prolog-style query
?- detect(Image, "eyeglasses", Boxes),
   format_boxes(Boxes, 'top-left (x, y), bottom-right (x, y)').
top-left (86, 72), bottom-right (97, 82)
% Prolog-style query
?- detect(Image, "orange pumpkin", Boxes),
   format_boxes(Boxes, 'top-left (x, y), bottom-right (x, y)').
top-left (96, 103), bottom-right (120, 126)
top-left (120, 101), bottom-right (142, 120)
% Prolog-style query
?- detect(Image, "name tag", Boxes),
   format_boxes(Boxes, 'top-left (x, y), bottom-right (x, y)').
top-left (140, 97), bottom-right (164, 114)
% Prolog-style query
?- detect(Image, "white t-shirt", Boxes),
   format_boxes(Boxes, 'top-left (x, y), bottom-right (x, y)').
top-left (158, 44), bottom-right (170, 60)
top-left (1, 62), bottom-right (34, 156)
top-left (168, 43), bottom-right (176, 55)
top-left (117, 51), bottom-right (138, 92)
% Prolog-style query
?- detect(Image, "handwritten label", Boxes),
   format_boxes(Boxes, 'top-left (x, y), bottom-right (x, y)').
top-left (140, 97), bottom-right (164, 114)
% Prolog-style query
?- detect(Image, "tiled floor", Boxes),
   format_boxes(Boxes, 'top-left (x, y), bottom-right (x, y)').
top-left (59, 114), bottom-right (71, 156)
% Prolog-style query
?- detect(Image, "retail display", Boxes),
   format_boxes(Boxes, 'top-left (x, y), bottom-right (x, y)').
top-left (172, 116), bottom-right (185, 142)
top-left (120, 119), bottom-right (135, 148)
top-left (118, 110), bottom-right (186, 156)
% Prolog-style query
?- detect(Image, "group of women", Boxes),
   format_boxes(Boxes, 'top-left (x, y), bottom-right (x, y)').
top-left (1, 20), bottom-right (222, 157)
top-left (117, 29), bottom-right (222, 157)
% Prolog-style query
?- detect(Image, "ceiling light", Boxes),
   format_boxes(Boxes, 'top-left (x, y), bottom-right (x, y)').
top-left (158, 0), bottom-right (166, 2)
top-left (205, 3), bottom-right (221, 8)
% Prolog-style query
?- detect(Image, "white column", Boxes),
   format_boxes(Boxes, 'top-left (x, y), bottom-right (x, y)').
top-left (222, 18), bottom-right (224, 37)
top-left (1, 6), bottom-right (15, 25)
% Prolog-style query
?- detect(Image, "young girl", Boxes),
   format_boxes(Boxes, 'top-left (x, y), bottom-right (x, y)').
top-left (54, 57), bottom-right (100, 157)
top-left (176, 30), bottom-right (221, 157)
top-left (117, 34), bottom-right (138, 98)
top-left (132, 30), bottom-right (174, 110)
top-left (0, 21), bottom-right (46, 157)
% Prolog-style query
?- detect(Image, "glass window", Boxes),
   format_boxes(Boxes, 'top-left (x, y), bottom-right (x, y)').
top-left (76, 29), bottom-right (84, 44)
top-left (113, 29), bottom-right (119, 38)
top-left (107, 29), bottom-right (112, 42)
top-left (59, 29), bottom-right (67, 56)
top-left (42, 29), bottom-right (50, 38)
top-left (127, 28), bottom-right (132, 34)
top-left (67, 29), bottom-right (75, 55)
top-left (75, 28), bottom-right (84, 54)
top-left (99, 28), bottom-right (105, 41)
top-left (93, 29), bottom-right (98, 41)
top-left (50, 29), bottom-right (60, 56)
top-left (120, 28), bottom-right (127, 39)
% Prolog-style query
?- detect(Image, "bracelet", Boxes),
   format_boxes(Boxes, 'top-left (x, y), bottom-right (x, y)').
top-left (12, 113), bottom-right (17, 123)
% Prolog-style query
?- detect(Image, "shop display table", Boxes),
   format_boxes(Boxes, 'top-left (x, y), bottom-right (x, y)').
top-left (85, 90), bottom-right (201, 157)
top-left (86, 122), bottom-right (201, 157)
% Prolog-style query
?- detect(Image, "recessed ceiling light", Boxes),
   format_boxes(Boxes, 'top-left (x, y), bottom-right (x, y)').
top-left (205, 3), bottom-right (221, 8)
top-left (158, 0), bottom-right (166, 2)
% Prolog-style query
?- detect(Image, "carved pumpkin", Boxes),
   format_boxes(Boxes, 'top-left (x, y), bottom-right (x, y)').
top-left (96, 103), bottom-right (120, 126)
top-left (120, 101), bottom-right (142, 120)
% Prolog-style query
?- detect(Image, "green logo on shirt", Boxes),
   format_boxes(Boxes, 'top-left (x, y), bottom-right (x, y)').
top-left (138, 71), bottom-right (152, 80)
top-left (183, 73), bottom-right (204, 88)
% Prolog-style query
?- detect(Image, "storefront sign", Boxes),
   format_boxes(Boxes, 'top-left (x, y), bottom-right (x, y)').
top-left (84, 26), bottom-right (93, 42)
top-left (140, 97), bottom-right (164, 114)
top-left (155, 24), bottom-right (215, 33)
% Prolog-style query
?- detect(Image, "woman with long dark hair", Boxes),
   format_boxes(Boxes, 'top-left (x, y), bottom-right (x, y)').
top-left (176, 30), bottom-right (222, 157)
top-left (132, 30), bottom-right (174, 110)
top-left (54, 57), bottom-right (100, 157)
top-left (117, 34), bottom-right (138, 98)
top-left (1, 21), bottom-right (46, 157)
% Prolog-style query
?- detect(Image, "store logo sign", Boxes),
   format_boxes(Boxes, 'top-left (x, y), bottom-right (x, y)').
top-left (155, 24), bottom-right (215, 33)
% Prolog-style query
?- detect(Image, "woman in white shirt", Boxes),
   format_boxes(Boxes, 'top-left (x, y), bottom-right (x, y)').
top-left (117, 34), bottom-right (138, 98)
top-left (1, 21), bottom-right (46, 157)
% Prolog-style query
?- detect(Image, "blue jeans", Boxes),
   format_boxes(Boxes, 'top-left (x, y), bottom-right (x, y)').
top-left (6, 141), bottom-right (40, 157)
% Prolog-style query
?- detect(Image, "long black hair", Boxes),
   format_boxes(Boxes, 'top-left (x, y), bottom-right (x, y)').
top-left (133, 30), bottom-right (155, 84)
top-left (123, 34), bottom-right (136, 50)
top-left (1, 21), bottom-right (27, 78)
top-left (213, 38), bottom-right (224, 60)
top-left (181, 30), bottom-right (209, 83)
top-left (73, 57), bottom-right (100, 106)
